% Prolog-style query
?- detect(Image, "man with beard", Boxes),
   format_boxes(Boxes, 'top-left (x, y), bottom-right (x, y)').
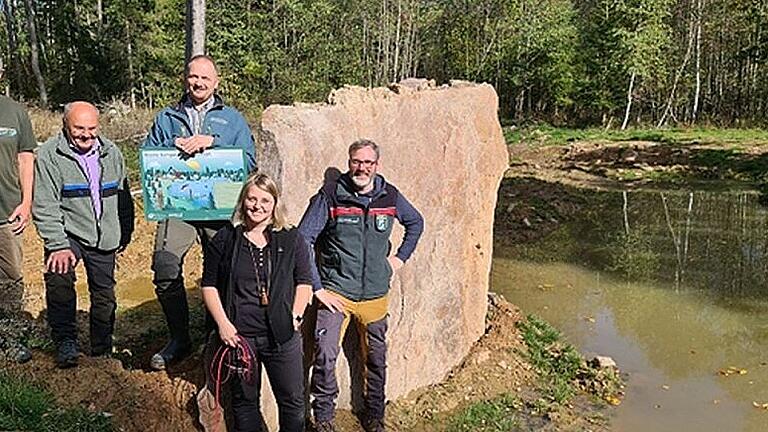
top-left (142, 55), bottom-right (256, 370)
top-left (299, 139), bottom-right (424, 432)
top-left (33, 101), bottom-right (134, 368)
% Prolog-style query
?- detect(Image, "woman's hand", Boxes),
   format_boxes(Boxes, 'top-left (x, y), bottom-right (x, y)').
top-left (218, 319), bottom-right (239, 347)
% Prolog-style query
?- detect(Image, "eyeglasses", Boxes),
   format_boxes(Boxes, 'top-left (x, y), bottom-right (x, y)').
top-left (349, 159), bottom-right (378, 168)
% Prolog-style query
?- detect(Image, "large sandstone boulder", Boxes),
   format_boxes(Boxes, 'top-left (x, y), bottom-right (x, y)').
top-left (256, 80), bottom-right (508, 428)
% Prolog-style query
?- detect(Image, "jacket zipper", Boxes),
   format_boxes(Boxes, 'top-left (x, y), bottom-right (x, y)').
top-left (361, 205), bottom-right (369, 301)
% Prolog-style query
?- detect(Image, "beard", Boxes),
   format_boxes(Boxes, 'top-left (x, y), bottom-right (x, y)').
top-left (351, 172), bottom-right (374, 190)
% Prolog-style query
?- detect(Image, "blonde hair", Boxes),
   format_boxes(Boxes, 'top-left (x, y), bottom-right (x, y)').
top-left (231, 173), bottom-right (289, 230)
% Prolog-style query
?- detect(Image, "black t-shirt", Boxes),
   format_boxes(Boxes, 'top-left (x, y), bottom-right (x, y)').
top-left (233, 240), bottom-right (270, 337)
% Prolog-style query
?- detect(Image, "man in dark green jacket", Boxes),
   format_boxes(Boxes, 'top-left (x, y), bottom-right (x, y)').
top-left (299, 139), bottom-right (424, 432)
top-left (33, 102), bottom-right (134, 368)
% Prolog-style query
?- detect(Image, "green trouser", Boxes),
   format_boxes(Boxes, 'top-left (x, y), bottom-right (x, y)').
top-left (0, 223), bottom-right (23, 312)
top-left (151, 218), bottom-right (225, 340)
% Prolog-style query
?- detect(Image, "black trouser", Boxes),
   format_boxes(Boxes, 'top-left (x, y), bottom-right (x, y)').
top-left (44, 238), bottom-right (116, 352)
top-left (231, 333), bottom-right (305, 432)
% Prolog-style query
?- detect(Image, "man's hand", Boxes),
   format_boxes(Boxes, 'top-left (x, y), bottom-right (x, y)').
top-left (315, 289), bottom-right (345, 314)
top-left (218, 319), bottom-right (239, 348)
top-left (174, 135), bottom-right (214, 155)
top-left (46, 249), bottom-right (77, 274)
top-left (8, 202), bottom-right (31, 235)
top-left (388, 256), bottom-right (404, 273)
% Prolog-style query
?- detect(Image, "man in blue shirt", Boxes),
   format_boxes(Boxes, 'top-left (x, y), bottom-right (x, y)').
top-left (142, 55), bottom-right (256, 370)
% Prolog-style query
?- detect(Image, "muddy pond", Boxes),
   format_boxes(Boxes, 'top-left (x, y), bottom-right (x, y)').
top-left (494, 183), bottom-right (768, 432)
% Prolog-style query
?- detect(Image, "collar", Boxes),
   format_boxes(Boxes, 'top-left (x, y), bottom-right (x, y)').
top-left (175, 93), bottom-right (224, 113)
top-left (67, 136), bottom-right (101, 157)
top-left (183, 94), bottom-right (215, 112)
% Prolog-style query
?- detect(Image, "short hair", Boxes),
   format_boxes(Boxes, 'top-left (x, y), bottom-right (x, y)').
top-left (185, 54), bottom-right (219, 77)
top-left (62, 101), bottom-right (99, 124)
top-left (231, 173), bottom-right (289, 230)
top-left (348, 139), bottom-right (380, 160)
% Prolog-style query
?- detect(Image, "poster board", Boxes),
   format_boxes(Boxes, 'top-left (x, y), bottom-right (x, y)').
top-left (139, 148), bottom-right (247, 221)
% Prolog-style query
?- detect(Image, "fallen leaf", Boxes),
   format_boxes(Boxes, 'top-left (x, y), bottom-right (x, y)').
top-left (718, 366), bottom-right (748, 377)
top-left (661, 385), bottom-right (670, 390)
top-left (605, 395), bottom-right (621, 406)
top-left (583, 316), bottom-right (596, 323)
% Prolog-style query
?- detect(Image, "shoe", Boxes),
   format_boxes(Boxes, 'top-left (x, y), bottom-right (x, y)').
top-left (364, 417), bottom-right (386, 432)
top-left (56, 339), bottom-right (79, 369)
top-left (314, 420), bottom-right (337, 432)
top-left (150, 338), bottom-right (191, 370)
top-left (9, 343), bottom-right (32, 363)
top-left (91, 345), bottom-right (113, 357)
top-left (152, 291), bottom-right (191, 370)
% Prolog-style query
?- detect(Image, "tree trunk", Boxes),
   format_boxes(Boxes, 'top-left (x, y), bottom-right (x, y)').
top-left (23, 0), bottom-right (47, 107)
top-left (185, 0), bottom-right (206, 61)
top-left (3, 0), bottom-right (22, 94)
top-left (621, 71), bottom-right (636, 130)
top-left (691, 0), bottom-right (703, 124)
top-left (658, 2), bottom-right (695, 128)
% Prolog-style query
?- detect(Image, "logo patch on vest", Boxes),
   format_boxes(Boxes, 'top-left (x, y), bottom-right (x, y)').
top-left (0, 127), bottom-right (18, 137)
top-left (338, 216), bottom-right (360, 224)
top-left (375, 215), bottom-right (389, 231)
top-left (209, 117), bottom-right (229, 125)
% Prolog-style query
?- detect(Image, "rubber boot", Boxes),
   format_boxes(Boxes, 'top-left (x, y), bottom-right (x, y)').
top-left (150, 291), bottom-right (191, 370)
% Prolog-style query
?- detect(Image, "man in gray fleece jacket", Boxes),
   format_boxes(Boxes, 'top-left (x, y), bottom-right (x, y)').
top-left (33, 101), bottom-right (134, 368)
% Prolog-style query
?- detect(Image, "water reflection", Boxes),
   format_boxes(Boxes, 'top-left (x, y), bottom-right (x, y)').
top-left (494, 188), bottom-right (768, 432)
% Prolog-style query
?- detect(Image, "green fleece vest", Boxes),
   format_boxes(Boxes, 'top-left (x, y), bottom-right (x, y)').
top-left (317, 176), bottom-right (399, 301)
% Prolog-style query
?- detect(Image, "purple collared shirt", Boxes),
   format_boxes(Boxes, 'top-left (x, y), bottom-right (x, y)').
top-left (71, 141), bottom-right (102, 219)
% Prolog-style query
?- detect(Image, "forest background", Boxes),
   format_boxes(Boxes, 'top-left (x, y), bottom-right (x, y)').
top-left (0, 0), bottom-right (766, 128)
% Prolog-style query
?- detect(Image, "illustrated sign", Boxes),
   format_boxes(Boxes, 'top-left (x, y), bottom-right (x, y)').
top-left (139, 148), bottom-right (247, 221)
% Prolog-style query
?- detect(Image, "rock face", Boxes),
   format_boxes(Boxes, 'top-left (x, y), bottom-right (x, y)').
top-left (257, 80), bottom-right (508, 428)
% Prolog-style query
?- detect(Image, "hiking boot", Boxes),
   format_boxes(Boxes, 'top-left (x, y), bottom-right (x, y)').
top-left (8, 343), bottom-right (32, 363)
top-left (56, 339), bottom-right (79, 369)
top-left (363, 417), bottom-right (386, 432)
top-left (90, 345), bottom-right (113, 358)
top-left (150, 338), bottom-right (191, 370)
top-left (314, 420), bottom-right (337, 432)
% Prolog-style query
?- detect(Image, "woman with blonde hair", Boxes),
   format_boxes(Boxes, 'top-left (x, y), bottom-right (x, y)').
top-left (201, 173), bottom-right (312, 431)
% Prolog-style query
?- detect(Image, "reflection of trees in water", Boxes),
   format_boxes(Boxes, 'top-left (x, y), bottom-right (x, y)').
top-left (530, 189), bottom-right (768, 299)
top-left (606, 192), bottom-right (768, 295)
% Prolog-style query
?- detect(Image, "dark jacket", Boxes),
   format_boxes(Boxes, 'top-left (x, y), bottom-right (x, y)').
top-left (203, 223), bottom-right (306, 344)
top-left (299, 174), bottom-right (424, 301)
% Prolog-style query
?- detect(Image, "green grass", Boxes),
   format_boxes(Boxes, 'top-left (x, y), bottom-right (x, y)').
top-left (445, 394), bottom-right (522, 432)
top-left (0, 372), bottom-right (114, 432)
top-left (518, 315), bottom-right (583, 404)
top-left (517, 314), bottom-right (623, 407)
top-left (504, 124), bottom-right (768, 147)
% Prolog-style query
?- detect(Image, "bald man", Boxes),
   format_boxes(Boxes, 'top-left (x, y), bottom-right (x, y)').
top-left (33, 101), bottom-right (134, 368)
top-left (142, 54), bottom-right (256, 370)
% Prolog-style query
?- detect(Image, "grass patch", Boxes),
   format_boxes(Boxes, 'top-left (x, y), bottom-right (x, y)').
top-left (517, 315), bottom-right (622, 406)
top-left (0, 372), bottom-right (114, 432)
top-left (505, 124), bottom-right (768, 147)
top-left (445, 393), bottom-right (522, 432)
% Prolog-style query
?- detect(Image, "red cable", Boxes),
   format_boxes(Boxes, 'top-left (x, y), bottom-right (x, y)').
top-left (208, 335), bottom-right (257, 415)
